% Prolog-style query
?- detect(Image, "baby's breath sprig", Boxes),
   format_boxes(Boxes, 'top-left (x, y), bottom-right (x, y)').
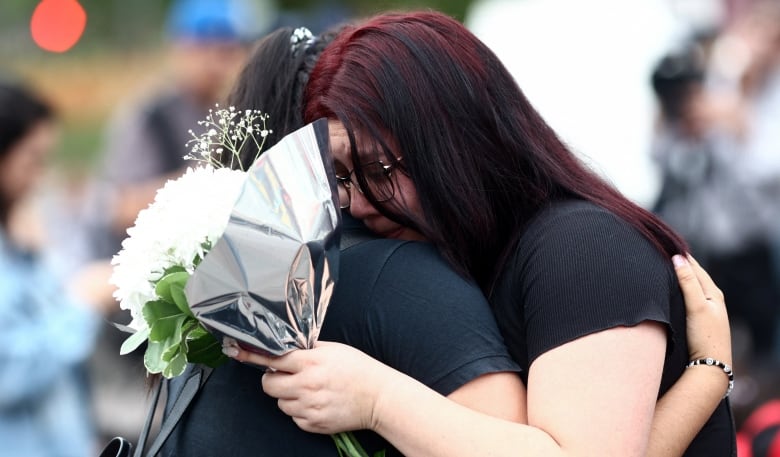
top-left (185, 104), bottom-right (272, 171)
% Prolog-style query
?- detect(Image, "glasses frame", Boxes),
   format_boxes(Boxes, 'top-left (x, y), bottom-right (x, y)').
top-left (335, 158), bottom-right (403, 209)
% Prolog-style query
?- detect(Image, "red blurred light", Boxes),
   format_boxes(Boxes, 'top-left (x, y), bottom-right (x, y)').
top-left (30, 0), bottom-right (87, 53)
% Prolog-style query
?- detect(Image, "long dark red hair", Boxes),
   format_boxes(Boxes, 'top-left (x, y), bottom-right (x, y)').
top-left (304, 11), bottom-right (687, 289)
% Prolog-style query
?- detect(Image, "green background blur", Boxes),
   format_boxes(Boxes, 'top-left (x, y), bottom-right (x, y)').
top-left (0, 0), bottom-right (473, 173)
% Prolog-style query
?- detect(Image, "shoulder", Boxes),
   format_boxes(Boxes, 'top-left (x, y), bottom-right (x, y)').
top-left (332, 239), bottom-right (520, 395)
top-left (340, 239), bottom-right (484, 303)
top-left (515, 200), bottom-right (670, 278)
top-left (497, 200), bottom-right (676, 363)
top-left (0, 243), bottom-right (34, 293)
top-left (362, 240), bottom-right (484, 301)
top-left (523, 200), bottom-right (637, 241)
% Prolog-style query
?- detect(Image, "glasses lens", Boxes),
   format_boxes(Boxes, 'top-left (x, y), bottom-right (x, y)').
top-left (334, 162), bottom-right (352, 209)
top-left (337, 181), bottom-right (350, 208)
top-left (362, 162), bottom-right (394, 202)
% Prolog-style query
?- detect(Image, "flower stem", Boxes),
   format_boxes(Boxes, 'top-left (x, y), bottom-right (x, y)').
top-left (332, 432), bottom-right (371, 457)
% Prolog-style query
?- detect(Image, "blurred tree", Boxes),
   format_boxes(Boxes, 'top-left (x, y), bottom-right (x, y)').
top-left (1, 0), bottom-right (474, 56)
top-left (282, 0), bottom-right (473, 20)
top-left (0, 0), bottom-right (474, 170)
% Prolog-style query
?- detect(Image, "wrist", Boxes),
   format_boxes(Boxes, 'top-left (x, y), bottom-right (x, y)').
top-left (369, 363), bottom-right (410, 434)
top-left (686, 358), bottom-right (734, 398)
top-left (367, 364), bottom-right (392, 432)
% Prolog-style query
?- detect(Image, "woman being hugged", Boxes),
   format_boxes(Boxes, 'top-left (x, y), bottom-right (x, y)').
top-left (229, 12), bottom-right (736, 456)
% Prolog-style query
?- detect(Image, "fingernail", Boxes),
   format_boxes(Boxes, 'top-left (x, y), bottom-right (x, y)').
top-left (222, 346), bottom-right (239, 358)
top-left (223, 336), bottom-right (237, 347)
top-left (672, 255), bottom-right (689, 267)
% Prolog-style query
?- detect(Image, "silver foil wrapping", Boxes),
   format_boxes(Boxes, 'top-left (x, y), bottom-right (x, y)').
top-left (184, 119), bottom-right (341, 355)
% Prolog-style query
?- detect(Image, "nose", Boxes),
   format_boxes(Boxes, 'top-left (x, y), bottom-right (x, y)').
top-left (347, 186), bottom-right (378, 219)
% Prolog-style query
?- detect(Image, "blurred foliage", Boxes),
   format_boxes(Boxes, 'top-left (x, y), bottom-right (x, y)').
top-left (0, 0), bottom-right (474, 171)
top-left (1, 0), bottom-right (473, 54)
top-left (294, 0), bottom-right (473, 20)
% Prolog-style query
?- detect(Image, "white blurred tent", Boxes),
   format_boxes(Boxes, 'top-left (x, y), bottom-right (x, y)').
top-left (466, 0), bottom-right (696, 207)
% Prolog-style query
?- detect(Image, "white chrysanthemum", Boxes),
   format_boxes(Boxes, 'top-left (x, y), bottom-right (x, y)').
top-left (110, 166), bottom-right (246, 331)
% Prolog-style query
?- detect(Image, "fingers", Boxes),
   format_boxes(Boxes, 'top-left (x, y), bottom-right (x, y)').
top-left (673, 254), bottom-right (708, 314)
top-left (222, 345), bottom-right (270, 366)
top-left (674, 254), bottom-right (732, 365)
top-left (221, 342), bottom-right (308, 373)
top-left (686, 255), bottom-right (725, 303)
top-left (267, 375), bottom-right (331, 434)
top-left (262, 369), bottom-right (304, 399)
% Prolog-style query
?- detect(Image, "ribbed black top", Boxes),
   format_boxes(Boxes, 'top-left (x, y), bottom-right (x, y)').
top-left (490, 199), bottom-right (735, 456)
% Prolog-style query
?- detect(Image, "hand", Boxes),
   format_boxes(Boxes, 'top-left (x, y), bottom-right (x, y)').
top-left (673, 254), bottom-right (732, 366)
top-left (224, 341), bottom-right (392, 434)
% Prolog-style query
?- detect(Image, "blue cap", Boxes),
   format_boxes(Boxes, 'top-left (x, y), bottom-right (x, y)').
top-left (166, 0), bottom-right (264, 43)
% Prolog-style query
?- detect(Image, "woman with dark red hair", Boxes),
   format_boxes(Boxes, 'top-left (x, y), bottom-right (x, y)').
top-left (227, 12), bottom-right (736, 456)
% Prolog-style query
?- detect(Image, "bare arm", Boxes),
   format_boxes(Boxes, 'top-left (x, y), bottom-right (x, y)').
top-left (232, 321), bottom-right (666, 457)
top-left (647, 255), bottom-right (732, 457)
top-left (228, 254), bottom-right (730, 456)
top-left (445, 371), bottom-right (527, 424)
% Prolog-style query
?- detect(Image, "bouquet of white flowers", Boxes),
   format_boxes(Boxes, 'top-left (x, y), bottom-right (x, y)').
top-left (111, 106), bottom-right (339, 378)
top-left (109, 107), bottom-right (382, 457)
top-left (111, 165), bottom-right (246, 377)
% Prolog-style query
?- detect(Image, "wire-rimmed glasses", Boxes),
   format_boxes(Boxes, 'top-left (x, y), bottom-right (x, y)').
top-left (335, 159), bottom-right (402, 209)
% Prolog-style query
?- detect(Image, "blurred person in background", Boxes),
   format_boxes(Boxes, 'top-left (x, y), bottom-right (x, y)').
top-left (88, 0), bottom-right (272, 260)
top-left (711, 1), bottom-right (780, 350)
top-left (650, 2), bottom-right (780, 422)
top-left (710, 0), bottom-right (780, 421)
top-left (0, 81), bottom-right (112, 456)
top-left (83, 0), bottom-right (274, 443)
top-left (650, 41), bottom-right (779, 359)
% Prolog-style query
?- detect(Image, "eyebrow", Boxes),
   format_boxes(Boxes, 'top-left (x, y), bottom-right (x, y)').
top-left (356, 145), bottom-right (388, 162)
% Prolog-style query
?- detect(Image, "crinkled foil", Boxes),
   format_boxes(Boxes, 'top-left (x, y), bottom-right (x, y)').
top-left (184, 119), bottom-right (341, 355)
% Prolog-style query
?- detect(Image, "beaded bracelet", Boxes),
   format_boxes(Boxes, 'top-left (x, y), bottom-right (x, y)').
top-left (686, 358), bottom-right (734, 398)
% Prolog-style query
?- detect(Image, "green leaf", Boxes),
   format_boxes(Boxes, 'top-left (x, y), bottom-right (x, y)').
top-left (155, 271), bottom-right (190, 305)
top-left (163, 265), bottom-right (187, 275)
top-left (188, 324), bottom-right (209, 339)
top-left (144, 340), bottom-right (166, 374)
top-left (142, 300), bottom-right (182, 328)
top-left (119, 327), bottom-right (150, 355)
top-left (180, 319), bottom-right (199, 340)
top-left (169, 282), bottom-right (192, 316)
top-left (163, 350), bottom-right (187, 378)
top-left (193, 250), bottom-right (207, 267)
top-left (150, 314), bottom-right (187, 343)
top-left (178, 319), bottom-right (199, 354)
top-left (185, 331), bottom-right (227, 367)
top-left (162, 341), bottom-right (181, 362)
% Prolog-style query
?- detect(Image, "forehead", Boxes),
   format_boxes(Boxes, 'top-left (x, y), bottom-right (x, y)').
top-left (328, 120), bottom-right (350, 164)
top-left (328, 120), bottom-right (349, 146)
top-left (327, 119), bottom-right (396, 163)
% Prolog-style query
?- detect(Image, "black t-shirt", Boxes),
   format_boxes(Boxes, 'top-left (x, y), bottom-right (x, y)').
top-left (490, 199), bottom-right (736, 456)
top-left (161, 218), bottom-right (519, 456)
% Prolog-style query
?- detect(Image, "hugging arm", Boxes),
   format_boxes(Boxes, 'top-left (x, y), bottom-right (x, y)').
top-left (231, 253), bottom-right (728, 457)
top-left (234, 253), bottom-right (728, 457)
top-left (253, 240), bottom-right (528, 436)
